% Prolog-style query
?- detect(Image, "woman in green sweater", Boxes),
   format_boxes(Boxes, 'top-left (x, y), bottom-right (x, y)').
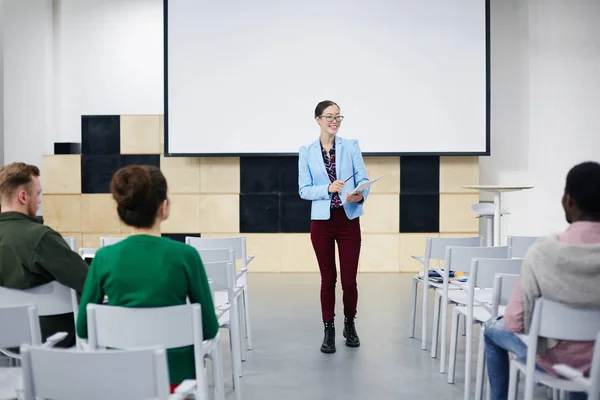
top-left (76, 165), bottom-right (219, 389)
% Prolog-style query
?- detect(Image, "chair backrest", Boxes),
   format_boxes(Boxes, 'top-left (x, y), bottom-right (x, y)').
top-left (507, 236), bottom-right (538, 258)
top-left (203, 258), bottom-right (236, 299)
top-left (589, 332), bottom-right (600, 400)
top-left (0, 305), bottom-right (41, 349)
top-left (530, 298), bottom-right (600, 342)
top-left (20, 345), bottom-right (171, 400)
top-left (472, 258), bottom-right (523, 289)
top-left (87, 303), bottom-right (203, 350)
top-left (186, 236), bottom-right (248, 266)
top-left (100, 236), bottom-right (123, 247)
top-left (445, 246), bottom-right (510, 273)
top-left (426, 236), bottom-right (484, 261)
top-left (63, 236), bottom-right (76, 251)
top-left (197, 248), bottom-right (235, 264)
top-left (0, 281), bottom-right (75, 316)
top-left (491, 273), bottom-right (520, 317)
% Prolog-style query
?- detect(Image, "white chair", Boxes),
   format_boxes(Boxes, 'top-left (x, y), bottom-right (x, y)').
top-left (20, 344), bottom-right (194, 400)
top-left (508, 298), bottom-right (600, 400)
top-left (63, 236), bottom-right (76, 251)
top-left (474, 273), bottom-right (520, 400)
top-left (432, 245), bottom-right (510, 374)
top-left (471, 203), bottom-right (510, 247)
top-left (507, 236), bottom-right (538, 258)
top-left (0, 305), bottom-right (67, 399)
top-left (203, 256), bottom-right (244, 395)
top-left (447, 258), bottom-right (523, 399)
top-left (408, 236), bottom-right (484, 350)
top-left (553, 331), bottom-right (600, 400)
top-left (186, 236), bottom-right (255, 351)
top-left (87, 303), bottom-right (224, 400)
top-left (99, 236), bottom-right (123, 247)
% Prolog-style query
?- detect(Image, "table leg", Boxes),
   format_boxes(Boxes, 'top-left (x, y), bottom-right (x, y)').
top-left (494, 192), bottom-right (502, 246)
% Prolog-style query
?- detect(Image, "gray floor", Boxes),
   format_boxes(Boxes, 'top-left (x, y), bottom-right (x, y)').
top-left (229, 273), bottom-right (552, 400)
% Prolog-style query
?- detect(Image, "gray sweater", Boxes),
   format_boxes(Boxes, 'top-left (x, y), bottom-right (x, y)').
top-left (521, 235), bottom-right (600, 353)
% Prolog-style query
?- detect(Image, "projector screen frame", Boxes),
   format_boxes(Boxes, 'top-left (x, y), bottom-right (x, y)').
top-left (163, 0), bottom-right (491, 158)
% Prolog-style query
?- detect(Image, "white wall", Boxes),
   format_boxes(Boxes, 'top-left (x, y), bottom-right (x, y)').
top-left (57, 0), bottom-right (163, 142)
top-left (2, 0), bottom-right (163, 170)
top-left (482, 0), bottom-right (600, 240)
top-left (3, 0), bottom-right (55, 168)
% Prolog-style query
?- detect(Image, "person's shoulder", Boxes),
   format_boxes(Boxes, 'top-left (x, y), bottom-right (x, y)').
top-left (339, 136), bottom-right (360, 149)
top-left (299, 139), bottom-right (319, 153)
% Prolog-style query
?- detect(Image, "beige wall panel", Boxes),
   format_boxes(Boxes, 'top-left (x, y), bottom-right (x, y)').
top-left (280, 234), bottom-right (318, 272)
top-left (82, 233), bottom-right (103, 249)
top-left (439, 194), bottom-right (480, 233)
top-left (43, 195), bottom-right (82, 232)
top-left (200, 158), bottom-right (240, 194)
top-left (198, 194), bottom-right (239, 233)
top-left (399, 233), bottom-right (439, 272)
top-left (81, 194), bottom-right (121, 233)
top-left (41, 155), bottom-right (81, 194)
top-left (364, 157), bottom-right (400, 194)
top-left (120, 115), bottom-right (161, 154)
top-left (360, 234), bottom-right (401, 272)
top-left (160, 155), bottom-right (201, 194)
top-left (58, 232), bottom-right (83, 251)
top-left (242, 234), bottom-right (282, 272)
top-left (161, 194), bottom-right (201, 233)
top-left (360, 194), bottom-right (400, 233)
top-left (439, 156), bottom-right (479, 193)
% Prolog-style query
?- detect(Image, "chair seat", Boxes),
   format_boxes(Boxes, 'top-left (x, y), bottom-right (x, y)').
top-left (454, 306), bottom-right (493, 324)
top-left (0, 367), bottom-right (22, 400)
top-left (218, 310), bottom-right (230, 326)
top-left (511, 359), bottom-right (586, 393)
top-left (437, 288), bottom-right (493, 305)
top-left (413, 276), bottom-right (461, 290)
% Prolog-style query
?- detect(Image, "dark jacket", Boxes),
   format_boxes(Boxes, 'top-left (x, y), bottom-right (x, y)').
top-left (0, 212), bottom-right (89, 346)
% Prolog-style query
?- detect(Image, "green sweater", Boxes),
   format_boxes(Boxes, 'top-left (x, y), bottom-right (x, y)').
top-left (76, 235), bottom-right (219, 384)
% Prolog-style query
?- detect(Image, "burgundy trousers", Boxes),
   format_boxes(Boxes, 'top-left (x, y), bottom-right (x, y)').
top-left (310, 207), bottom-right (362, 322)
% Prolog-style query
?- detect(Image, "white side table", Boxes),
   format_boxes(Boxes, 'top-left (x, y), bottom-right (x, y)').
top-left (463, 185), bottom-right (534, 246)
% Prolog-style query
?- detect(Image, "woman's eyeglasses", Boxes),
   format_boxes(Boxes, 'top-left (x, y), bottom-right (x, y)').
top-left (319, 115), bottom-right (344, 122)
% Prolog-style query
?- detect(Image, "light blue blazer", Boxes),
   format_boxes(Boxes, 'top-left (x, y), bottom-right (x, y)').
top-left (298, 136), bottom-right (370, 220)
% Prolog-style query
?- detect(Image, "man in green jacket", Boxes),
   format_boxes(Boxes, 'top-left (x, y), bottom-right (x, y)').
top-left (0, 162), bottom-right (89, 347)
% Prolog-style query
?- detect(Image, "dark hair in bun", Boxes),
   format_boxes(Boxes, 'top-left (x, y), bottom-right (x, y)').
top-left (110, 165), bottom-right (168, 228)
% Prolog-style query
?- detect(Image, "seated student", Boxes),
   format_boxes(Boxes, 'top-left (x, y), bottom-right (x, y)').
top-left (76, 165), bottom-right (219, 391)
top-left (0, 162), bottom-right (88, 347)
top-left (484, 161), bottom-right (600, 400)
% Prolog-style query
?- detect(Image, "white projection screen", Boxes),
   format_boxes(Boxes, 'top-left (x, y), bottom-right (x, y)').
top-left (164, 0), bottom-right (489, 156)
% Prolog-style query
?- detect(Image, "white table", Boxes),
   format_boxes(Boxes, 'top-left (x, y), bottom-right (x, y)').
top-left (463, 185), bottom-right (534, 246)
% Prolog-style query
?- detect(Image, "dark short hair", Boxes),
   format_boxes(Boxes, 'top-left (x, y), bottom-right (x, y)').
top-left (565, 161), bottom-right (600, 217)
top-left (0, 162), bottom-right (40, 201)
top-left (110, 165), bottom-right (168, 228)
top-left (314, 100), bottom-right (339, 118)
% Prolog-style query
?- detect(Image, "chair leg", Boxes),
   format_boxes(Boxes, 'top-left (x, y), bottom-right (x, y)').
top-left (508, 362), bottom-right (519, 400)
top-left (422, 278), bottom-right (429, 350)
top-left (409, 277), bottom-right (419, 338)
top-left (230, 298), bottom-right (243, 378)
top-left (242, 283), bottom-right (253, 350)
top-left (474, 328), bottom-right (486, 400)
top-left (440, 296), bottom-right (449, 374)
top-left (238, 298), bottom-right (247, 362)
top-left (448, 308), bottom-right (461, 384)
top-left (431, 291), bottom-right (442, 359)
top-left (209, 339), bottom-right (226, 400)
top-left (464, 317), bottom-right (474, 400)
top-left (462, 314), bottom-right (467, 337)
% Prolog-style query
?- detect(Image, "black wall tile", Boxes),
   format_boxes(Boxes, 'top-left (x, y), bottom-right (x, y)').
top-left (240, 157), bottom-right (279, 194)
top-left (240, 194), bottom-right (280, 233)
top-left (162, 233), bottom-right (200, 243)
top-left (121, 155), bottom-right (160, 168)
top-left (82, 116), bottom-right (120, 156)
top-left (278, 156), bottom-right (300, 194)
top-left (400, 156), bottom-right (440, 194)
top-left (54, 142), bottom-right (81, 155)
top-left (400, 194), bottom-right (439, 233)
top-left (81, 155), bottom-right (121, 194)
top-left (281, 195), bottom-right (311, 233)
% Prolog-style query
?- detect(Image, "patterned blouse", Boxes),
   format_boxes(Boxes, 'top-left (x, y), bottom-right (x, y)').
top-left (321, 143), bottom-right (342, 208)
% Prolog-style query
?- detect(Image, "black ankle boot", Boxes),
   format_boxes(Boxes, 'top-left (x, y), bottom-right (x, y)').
top-left (343, 317), bottom-right (360, 347)
top-left (320, 320), bottom-right (336, 354)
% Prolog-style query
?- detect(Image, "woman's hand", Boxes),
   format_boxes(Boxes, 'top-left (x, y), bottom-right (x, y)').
top-left (345, 192), bottom-right (363, 203)
top-left (328, 180), bottom-right (345, 193)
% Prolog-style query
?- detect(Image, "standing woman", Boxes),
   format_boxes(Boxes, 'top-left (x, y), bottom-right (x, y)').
top-left (298, 100), bottom-right (370, 354)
